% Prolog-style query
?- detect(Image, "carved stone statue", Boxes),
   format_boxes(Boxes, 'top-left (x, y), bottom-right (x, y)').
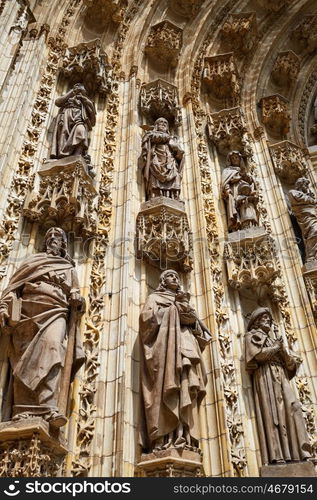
top-left (139, 117), bottom-right (184, 200)
top-left (289, 177), bottom-right (317, 262)
top-left (245, 307), bottom-right (311, 465)
top-left (50, 83), bottom-right (96, 164)
top-left (139, 270), bottom-right (211, 452)
top-left (0, 227), bottom-right (85, 428)
top-left (221, 150), bottom-right (259, 232)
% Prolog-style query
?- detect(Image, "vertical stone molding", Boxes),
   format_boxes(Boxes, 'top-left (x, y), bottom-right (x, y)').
top-left (202, 53), bottom-right (240, 101)
top-left (269, 140), bottom-right (307, 182)
top-left (207, 107), bottom-right (247, 154)
top-left (144, 21), bottom-right (183, 69)
top-left (139, 79), bottom-right (182, 125)
top-left (271, 51), bottom-right (300, 88)
top-left (220, 12), bottom-right (257, 55)
top-left (259, 94), bottom-right (290, 138)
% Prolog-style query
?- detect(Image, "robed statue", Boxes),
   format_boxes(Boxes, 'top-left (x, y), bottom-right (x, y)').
top-left (289, 177), bottom-right (317, 263)
top-left (139, 117), bottom-right (184, 200)
top-left (139, 270), bottom-right (212, 452)
top-left (0, 227), bottom-right (85, 428)
top-left (50, 83), bottom-right (96, 162)
top-left (245, 307), bottom-right (311, 465)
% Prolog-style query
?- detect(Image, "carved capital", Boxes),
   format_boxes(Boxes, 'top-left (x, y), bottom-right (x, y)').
top-left (260, 94), bottom-right (290, 138)
top-left (220, 12), bottom-right (257, 55)
top-left (61, 39), bottom-right (112, 95)
top-left (136, 197), bottom-right (193, 272)
top-left (207, 107), bottom-right (247, 154)
top-left (145, 21), bottom-right (183, 69)
top-left (269, 140), bottom-right (307, 182)
top-left (271, 51), bottom-right (300, 87)
top-left (140, 79), bottom-right (181, 125)
top-left (203, 53), bottom-right (240, 101)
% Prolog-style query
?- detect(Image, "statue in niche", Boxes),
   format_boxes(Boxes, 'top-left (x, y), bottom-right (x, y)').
top-left (289, 177), bottom-right (317, 263)
top-left (139, 270), bottom-right (212, 452)
top-left (139, 117), bottom-right (184, 200)
top-left (221, 150), bottom-right (259, 232)
top-left (0, 227), bottom-right (85, 428)
top-left (245, 307), bottom-right (311, 465)
top-left (50, 83), bottom-right (96, 175)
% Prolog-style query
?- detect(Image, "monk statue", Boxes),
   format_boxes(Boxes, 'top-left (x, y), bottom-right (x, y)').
top-left (0, 227), bottom-right (85, 428)
top-left (50, 83), bottom-right (96, 175)
top-left (289, 177), bottom-right (317, 263)
top-left (139, 117), bottom-right (184, 200)
top-left (221, 150), bottom-right (258, 232)
top-left (139, 270), bottom-right (212, 452)
top-left (245, 307), bottom-right (311, 465)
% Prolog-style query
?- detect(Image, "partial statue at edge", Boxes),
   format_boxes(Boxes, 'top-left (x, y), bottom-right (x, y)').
top-left (222, 150), bottom-right (259, 232)
top-left (50, 83), bottom-right (96, 176)
top-left (245, 307), bottom-right (311, 465)
top-left (139, 270), bottom-right (211, 452)
top-left (139, 117), bottom-right (184, 200)
top-left (289, 177), bottom-right (317, 264)
top-left (0, 227), bottom-right (85, 428)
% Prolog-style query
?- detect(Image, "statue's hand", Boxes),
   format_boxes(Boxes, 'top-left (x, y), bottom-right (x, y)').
top-left (0, 308), bottom-right (9, 329)
top-left (69, 292), bottom-right (85, 312)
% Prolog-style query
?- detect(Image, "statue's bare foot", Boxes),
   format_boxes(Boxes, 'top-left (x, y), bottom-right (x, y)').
top-left (174, 436), bottom-right (186, 448)
top-left (49, 412), bottom-right (67, 428)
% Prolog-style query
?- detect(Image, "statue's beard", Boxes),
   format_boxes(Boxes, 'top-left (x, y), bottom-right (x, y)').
top-left (46, 245), bottom-right (62, 256)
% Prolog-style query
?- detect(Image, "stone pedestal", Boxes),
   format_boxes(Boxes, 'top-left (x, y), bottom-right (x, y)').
top-left (136, 196), bottom-right (193, 272)
top-left (23, 155), bottom-right (97, 238)
top-left (137, 448), bottom-right (204, 477)
top-left (260, 461), bottom-right (316, 477)
top-left (0, 418), bottom-right (67, 476)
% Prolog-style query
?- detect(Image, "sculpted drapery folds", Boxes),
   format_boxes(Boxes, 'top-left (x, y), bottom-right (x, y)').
top-left (221, 150), bottom-right (259, 232)
top-left (245, 307), bottom-right (311, 465)
top-left (139, 117), bottom-right (184, 200)
top-left (139, 270), bottom-right (212, 452)
top-left (0, 228), bottom-right (85, 428)
top-left (50, 83), bottom-right (96, 161)
top-left (289, 177), bottom-right (317, 262)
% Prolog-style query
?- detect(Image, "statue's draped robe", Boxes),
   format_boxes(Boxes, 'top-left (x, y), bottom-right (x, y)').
top-left (289, 189), bottom-right (317, 261)
top-left (245, 328), bottom-right (311, 464)
top-left (221, 166), bottom-right (242, 230)
top-left (139, 289), bottom-right (209, 449)
top-left (1, 253), bottom-right (85, 419)
top-left (51, 94), bottom-right (96, 158)
top-left (141, 131), bottom-right (184, 199)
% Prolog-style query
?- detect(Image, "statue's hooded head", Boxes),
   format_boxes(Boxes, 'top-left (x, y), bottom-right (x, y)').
top-left (247, 307), bottom-right (273, 332)
top-left (44, 227), bottom-right (68, 258)
top-left (295, 177), bottom-right (309, 192)
top-left (226, 150), bottom-right (245, 170)
top-left (157, 269), bottom-right (181, 293)
top-left (154, 117), bottom-right (169, 134)
top-left (72, 83), bottom-right (87, 96)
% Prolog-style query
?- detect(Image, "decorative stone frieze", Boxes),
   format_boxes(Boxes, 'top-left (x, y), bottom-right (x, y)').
top-left (259, 94), bottom-right (290, 138)
top-left (136, 197), bottom-right (193, 272)
top-left (271, 51), bottom-right (300, 87)
top-left (0, 419), bottom-right (67, 477)
top-left (137, 448), bottom-right (204, 477)
top-left (22, 157), bottom-right (97, 239)
top-left (257, 0), bottom-right (290, 11)
top-left (169, 0), bottom-right (204, 18)
top-left (202, 53), bottom-right (240, 101)
top-left (224, 228), bottom-right (278, 294)
top-left (292, 15), bottom-right (317, 54)
top-left (207, 107), bottom-right (247, 155)
top-left (61, 39), bottom-right (112, 95)
top-left (83, 0), bottom-right (127, 30)
top-left (140, 79), bottom-right (182, 125)
top-left (220, 12), bottom-right (257, 55)
top-left (269, 140), bottom-right (307, 182)
top-left (144, 21), bottom-right (183, 69)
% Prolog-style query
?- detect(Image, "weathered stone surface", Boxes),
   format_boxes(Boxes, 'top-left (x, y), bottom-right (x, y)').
top-left (260, 461), bottom-right (316, 477)
top-left (137, 447), bottom-right (204, 477)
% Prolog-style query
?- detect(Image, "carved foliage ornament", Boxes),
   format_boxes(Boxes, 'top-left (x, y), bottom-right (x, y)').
top-left (269, 140), bottom-right (307, 183)
top-left (271, 51), bottom-right (300, 87)
top-left (207, 107), bottom-right (247, 155)
top-left (140, 79), bottom-right (182, 126)
top-left (203, 53), bottom-right (240, 101)
top-left (145, 21), bottom-right (183, 69)
top-left (220, 12), bottom-right (257, 55)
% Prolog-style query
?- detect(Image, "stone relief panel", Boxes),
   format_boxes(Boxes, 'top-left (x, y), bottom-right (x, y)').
top-left (140, 79), bottom-right (182, 126)
top-left (220, 12), bottom-right (257, 55)
top-left (271, 51), bottom-right (300, 88)
top-left (259, 94), bottom-right (290, 139)
top-left (269, 141), bottom-right (308, 183)
top-left (144, 21), bottom-right (183, 69)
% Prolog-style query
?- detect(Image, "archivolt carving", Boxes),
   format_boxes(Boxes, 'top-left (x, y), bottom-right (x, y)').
top-left (203, 53), bottom-right (240, 103)
top-left (271, 51), bottom-right (300, 88)
top-left (145, 21), bottom-right (183, 69)
top-left (269, 140), bottom-right (308, 182)
top-left (260, 94), bottom-right (290, 138)
top-left (220, 12), bottom-right (257, 55)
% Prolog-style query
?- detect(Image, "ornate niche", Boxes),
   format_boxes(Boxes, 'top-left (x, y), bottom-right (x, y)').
top-left (271, 51), bottom-right (300, 88)
top-left (169, 0), bottom-right (204, 19)
top-left (23, 157), bottom-right (97, 239)
top-left (291, 15), bottom-right (317, 55)
top-left (224, 229), bottom-right (279, 297)
top-left (269, 140), bottom-right (308, 183)
top-left (202, 53), bottom-right (240, 103)
top-left (140, 79), bottom-right (182, 126)
top-left (220, 12), bottom-right (257, 55)
top-left (83, 0), bottom-right (127, 31)
top-left (136, 197), bottom-right (193, 272)
top-left (60, 39), bottom-right (112, 96)
top-left (259, 94), bottom-right (290, 139)
top-left (144, 21), bottom-right (183, 69)
top-left (207, 107), bottom-right (247, 155)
